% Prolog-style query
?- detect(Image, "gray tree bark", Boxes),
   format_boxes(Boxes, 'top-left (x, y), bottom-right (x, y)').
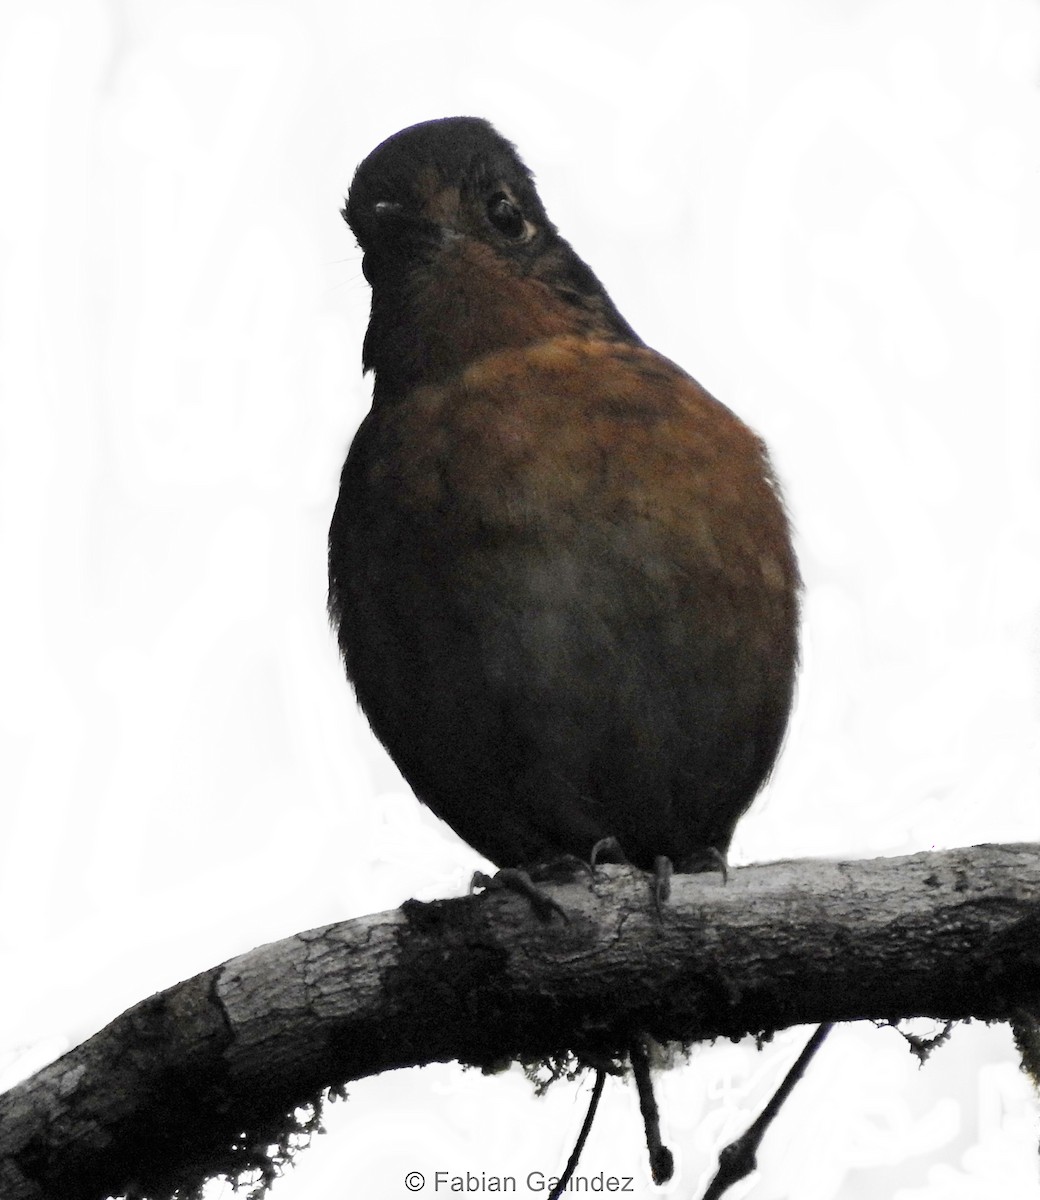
top-left (1, 844), bottom-right (1038, 1200)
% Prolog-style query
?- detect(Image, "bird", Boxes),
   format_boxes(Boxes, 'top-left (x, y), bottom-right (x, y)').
top-left (329, 115), bottom-right (799, 886)
top-left (329, 115), bottom-right (803, 1194)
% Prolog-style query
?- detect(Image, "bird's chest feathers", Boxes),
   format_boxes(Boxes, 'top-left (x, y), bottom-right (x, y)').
top-left (356, 338), bottom-right (718, 555)
top-left (364, 367), bottom-right (578, 532)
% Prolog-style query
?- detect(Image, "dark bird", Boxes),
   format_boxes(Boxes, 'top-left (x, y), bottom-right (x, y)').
top-left (329, 116), bottom-right (799, 881)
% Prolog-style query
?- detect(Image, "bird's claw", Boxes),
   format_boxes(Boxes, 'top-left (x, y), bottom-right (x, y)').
top-left (471, 867), bottom-right (568, 922)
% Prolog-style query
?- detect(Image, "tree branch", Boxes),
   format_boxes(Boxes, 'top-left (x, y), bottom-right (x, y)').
top-left (2, 843), bottom-right (1038, 1200)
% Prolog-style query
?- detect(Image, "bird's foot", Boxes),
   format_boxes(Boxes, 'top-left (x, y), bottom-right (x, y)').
top-left (652, 855), bottom-right (673, 911)
top-left (471, 867), bottom-right (568, 922)
top-left (527, 854), bottom-right (596, 884)
top-left (652, 847), bottom-right (727, 915)
top-left (589, 835), bottom-right (628, 867)
top-left (590, 839), bottom-right (673, 912)
top-left (678, 845), bottom-right (729, 884)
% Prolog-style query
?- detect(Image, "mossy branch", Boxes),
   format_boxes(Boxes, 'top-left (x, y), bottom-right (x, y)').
top-left (1, 843), bottom-right (1038, 1200)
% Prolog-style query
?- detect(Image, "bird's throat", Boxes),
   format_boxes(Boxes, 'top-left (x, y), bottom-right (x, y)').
top-left (364, 239), bottom-right (609, 404)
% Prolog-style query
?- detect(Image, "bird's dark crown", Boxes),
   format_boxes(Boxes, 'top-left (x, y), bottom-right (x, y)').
top-left (345, 116), bottom-right (553, 256)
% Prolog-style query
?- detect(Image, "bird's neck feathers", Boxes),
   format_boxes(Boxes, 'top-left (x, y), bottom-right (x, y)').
top-left (363, 238), bottom-right (639, 404)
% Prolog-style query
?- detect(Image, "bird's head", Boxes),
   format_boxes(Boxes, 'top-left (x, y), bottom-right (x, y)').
top-left (345, 116), bottom-right (550, 279)
top-left (343, 117), bottom-right (639, 397)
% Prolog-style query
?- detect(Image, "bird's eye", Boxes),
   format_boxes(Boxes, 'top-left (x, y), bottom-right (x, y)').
top-left (486, 192), bottom-right (527, 239)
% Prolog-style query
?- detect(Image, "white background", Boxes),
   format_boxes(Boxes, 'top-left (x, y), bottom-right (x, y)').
top-left (2, 1), bottom-right (1039, 1197)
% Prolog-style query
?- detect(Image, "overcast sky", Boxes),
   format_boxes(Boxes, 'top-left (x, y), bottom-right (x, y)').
top-left (2, 2), bottom-right (1039, 1197)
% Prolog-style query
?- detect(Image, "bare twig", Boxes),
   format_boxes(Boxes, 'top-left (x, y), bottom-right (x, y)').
top-left (629, 1036), bottom-right (674, 1184)
top-left (702, 1023), bottom-right (834, 1200)
top-left (547, 1069), bottom-right (606, 1200)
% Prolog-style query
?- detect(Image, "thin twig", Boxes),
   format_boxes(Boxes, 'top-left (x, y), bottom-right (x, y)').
top-left (629, 1036), bottom-right (674, 1184)
top-left (702, 1022), bottom-right (834, 1200)
top-left (547, 1069), bottom-right (607, 1200)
